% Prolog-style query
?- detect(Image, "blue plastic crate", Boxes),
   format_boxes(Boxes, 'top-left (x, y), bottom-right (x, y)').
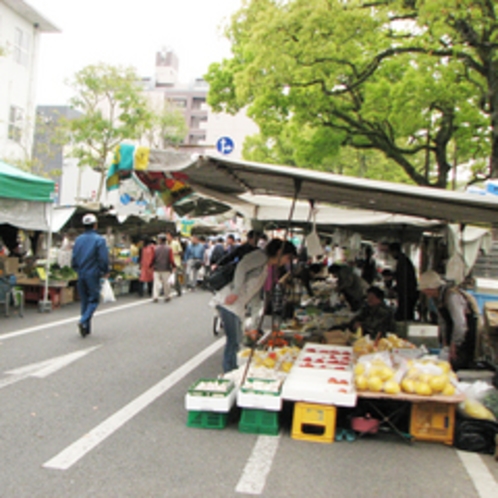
top-left (466, 291), bottom-right (498, 314)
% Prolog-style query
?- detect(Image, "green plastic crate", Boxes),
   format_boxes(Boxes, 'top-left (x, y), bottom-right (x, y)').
top-left (239, 408), bottom-right (280, 436)
top-left (187, 410), bottom-right (229, 430)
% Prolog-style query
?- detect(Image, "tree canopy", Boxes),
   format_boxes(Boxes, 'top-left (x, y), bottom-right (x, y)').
top-left (63, 63), bottom-right (153, 200)
top-left (205, 0), bottom-right (498, 188)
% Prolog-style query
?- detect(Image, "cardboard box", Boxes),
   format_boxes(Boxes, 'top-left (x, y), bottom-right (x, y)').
top-left (408, 324), bottom-right (439, 337)
top-left (484, 301), bottom-right (498, 336)
top-left (0, 257), bottom-right (19, 276)
top-left (323, 330), bottom-right (349, 345)
top-left (61, 287), bottom-right (74, 305)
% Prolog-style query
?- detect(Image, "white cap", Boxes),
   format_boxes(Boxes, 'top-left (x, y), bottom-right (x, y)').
top-left (82, 213), bottom-right (97, 225)
top-left (419, 270), bottom-right (444, 290)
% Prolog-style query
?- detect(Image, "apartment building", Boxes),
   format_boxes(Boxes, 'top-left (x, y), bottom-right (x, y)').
top-left (0, 0), bottom-right (59, 162)
top-left (143, 48), bottom-right (258, 158)
top-left (142, 49), bottom-right (209, 152)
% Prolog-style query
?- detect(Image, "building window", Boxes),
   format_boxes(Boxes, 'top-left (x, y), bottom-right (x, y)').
top-left (13, 27), bottom-right (30, 66)
top-left (8, 106), bottom-right (23, 142)
top-left (172, 98), bottom-right (187, 108)
top-left (190, 115), bottom-right (207, 128)
top-left (192, 97), bottom-right (206, 110)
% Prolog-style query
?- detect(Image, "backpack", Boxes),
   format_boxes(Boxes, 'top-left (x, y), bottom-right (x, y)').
top-left (206, 262), bottom-right (237, 291)
top-left (206, 244), bottom-right (259, 292)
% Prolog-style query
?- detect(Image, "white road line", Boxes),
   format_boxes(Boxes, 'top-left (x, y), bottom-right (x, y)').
top-left (235, 434), bottom-right (281, 495)
top-left (0, 299), bottom-right (152, 341)
top-left (457, 450), bottom-right (498, 498)
top-left (43, 337), bottom-right (225, 470)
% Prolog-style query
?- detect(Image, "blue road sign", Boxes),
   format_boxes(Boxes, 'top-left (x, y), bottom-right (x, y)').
top-left (216, 136), bottom-right (234, 155)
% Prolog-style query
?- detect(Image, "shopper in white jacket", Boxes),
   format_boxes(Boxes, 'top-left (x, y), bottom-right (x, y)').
top-left (215, 238), bottom-right (296, 373)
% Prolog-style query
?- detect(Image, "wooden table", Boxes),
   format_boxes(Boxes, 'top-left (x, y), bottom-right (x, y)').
top-left (16, 278), bottom-right (72, 309)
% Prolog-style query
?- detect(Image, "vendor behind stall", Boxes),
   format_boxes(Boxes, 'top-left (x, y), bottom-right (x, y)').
top-left (419, 270), bottom-right (479, 371)
top-left (348, 286), bottom-right (396, 339)
top-left (328, 263), bottom-right (367, 311)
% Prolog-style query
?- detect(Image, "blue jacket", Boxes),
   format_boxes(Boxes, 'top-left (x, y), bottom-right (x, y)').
top-left (71, 230), bottom-right (109, 277)
top-left (184, 242), bottom-right (205, 262)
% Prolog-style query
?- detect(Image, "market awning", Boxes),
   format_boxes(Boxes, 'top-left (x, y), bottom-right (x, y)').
top-left (0, 160), bottom-right (55, 202)
top-left (0, 161), bottom-right (56, 231)
top-left (145, 155), bottom-right (498, 227)
top-left (106, 146), bottom-right (498, 227)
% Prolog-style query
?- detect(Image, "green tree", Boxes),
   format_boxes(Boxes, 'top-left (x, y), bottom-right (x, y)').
top-left (64, 63), bottom-right (153, 200)
top-left (206, 0), bottom-right (498, 188)
top-left (142, 100), bottom-right (188, 149)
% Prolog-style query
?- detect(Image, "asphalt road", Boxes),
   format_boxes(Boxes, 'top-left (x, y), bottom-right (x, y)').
top-left (0, 290), bottom-right (497, 498)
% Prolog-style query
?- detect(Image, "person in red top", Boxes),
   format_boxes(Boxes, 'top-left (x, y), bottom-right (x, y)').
top-left (151, 233), bottom-right (176, 302)
top-left (139, 238), bottom-right (155, 297)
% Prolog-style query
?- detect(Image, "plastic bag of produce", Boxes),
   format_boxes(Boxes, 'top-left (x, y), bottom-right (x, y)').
top-left (354, 352), bottom-right (401, 394)
top-left (398, 357), bottom-right (458, 396)
top-left (459, 381), bottom-right (497, 421)
top-left (482, 388), bottom-right (498, 420)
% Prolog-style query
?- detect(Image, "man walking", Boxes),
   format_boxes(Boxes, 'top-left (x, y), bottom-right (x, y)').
top-left (183, 235), bottom-right (205, 290)
top-left (166, 231), bottom-right (183, 296)
top-left (71, 214), bottom-right (109, 337)
top-left (151, 233), bottom-right (176, 302)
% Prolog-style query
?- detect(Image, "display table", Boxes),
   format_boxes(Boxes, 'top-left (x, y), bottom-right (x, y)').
top-left (15, 277), bottom-right (74, 309)
top-left (357, 391), bottom-right (465, 445)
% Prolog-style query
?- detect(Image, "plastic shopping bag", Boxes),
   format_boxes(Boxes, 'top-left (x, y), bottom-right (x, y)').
top-left (100, 278), bottom-right (116, 303)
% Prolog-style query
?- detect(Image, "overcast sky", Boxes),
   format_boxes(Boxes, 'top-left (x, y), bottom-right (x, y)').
top-left (28, 0), bottom-right (242, 105)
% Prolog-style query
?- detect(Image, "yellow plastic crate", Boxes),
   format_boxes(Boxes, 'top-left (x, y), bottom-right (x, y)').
top-left (291, 402), bottom-right (336, 443)
top-left (410, 402), bottom-right (456, 445)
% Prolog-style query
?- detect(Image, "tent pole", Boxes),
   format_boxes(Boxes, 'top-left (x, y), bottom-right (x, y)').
top-left (40, 203), bottom-right (54, 312)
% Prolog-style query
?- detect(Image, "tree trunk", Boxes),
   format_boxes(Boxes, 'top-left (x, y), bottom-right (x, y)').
top-left (488, 62), bottom-right (498, 178)
top-left (96, 171), bottom-right (105, 205)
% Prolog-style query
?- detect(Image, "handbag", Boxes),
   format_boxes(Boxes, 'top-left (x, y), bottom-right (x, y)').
top-left (206, 263), bottom-right (236, 291)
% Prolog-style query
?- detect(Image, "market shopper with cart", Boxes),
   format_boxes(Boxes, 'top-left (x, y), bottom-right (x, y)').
top-left (419, 270), bottom-right (480, 371)
top-left (71, 214), bottom-right (109, 337)
top-left (213, 238), bottom-right (297, 373)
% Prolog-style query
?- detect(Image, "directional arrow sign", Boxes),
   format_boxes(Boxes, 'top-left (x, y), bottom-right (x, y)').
top-left (0, 346), bottom-right (101, 390)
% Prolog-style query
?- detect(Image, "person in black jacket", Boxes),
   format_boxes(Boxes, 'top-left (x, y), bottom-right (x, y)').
top-left (210, 237), bottom-right (226, 266)
top-left (389, 242), bottom-right (419, 321)
top-left (213, 230), bottom-right (262, 269)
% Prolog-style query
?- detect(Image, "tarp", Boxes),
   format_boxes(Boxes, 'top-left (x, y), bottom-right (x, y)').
top-left (51, 206), bottom-right (77, 233)
top-left (106, 146), bottom-right (498, 227)
top-left (0, 161), bottom-right (55, 231)
top-left (0, 198), bottom-right (52, 231)
top-left (0, 160), bottom-right (54, 202)
top-left (149, 155), bottom-right (498, 227)
top-left (53, 206), bottom-right (175, 236)
top-left (446, 224), bottom-right (493, 282)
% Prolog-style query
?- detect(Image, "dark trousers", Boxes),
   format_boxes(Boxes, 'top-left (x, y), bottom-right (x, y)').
top-left (77, 274), bottom-right (101, 328)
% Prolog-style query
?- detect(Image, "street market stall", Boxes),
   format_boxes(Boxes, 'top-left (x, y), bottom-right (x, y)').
top-left (0, 160), bottom-right (56, 312)
top-left (106, 147), bottom-right (498, 449)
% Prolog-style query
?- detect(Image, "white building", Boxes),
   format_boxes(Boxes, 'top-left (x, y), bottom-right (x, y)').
top-left (143, 49), bottom-right (259, 158)
top-left (203, 107), bottom-right (259, 161)
top-left (0, 1), bottom-right (58, 162)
